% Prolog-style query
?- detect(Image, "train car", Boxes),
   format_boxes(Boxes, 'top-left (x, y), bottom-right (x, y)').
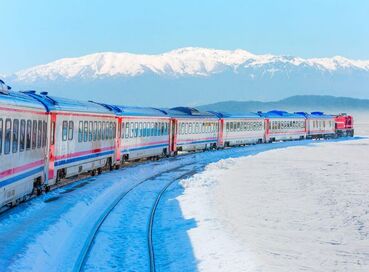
top-left (164, 107), bottom-right (219, 152)
top-left (24, 91), bottom-right (117, 187)
top-left (335, 113), bottom-right (354, 137)
top-left (95, 104), bottom-right (171, 162)
top-left (0, 85), bottom-right (48, 207)
top-left (261, 110), bottom-right (307, 142)
top-left (302, 112), bottom-right (336, 139)
top-left (211, 111), bottom-right (265, 147)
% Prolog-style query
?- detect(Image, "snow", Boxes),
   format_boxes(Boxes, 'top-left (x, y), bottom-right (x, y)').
top-left (178, 137), bottom-right (369, 271)
top-left (13, 47), bottom-right (369, 81)
top-left (0, 138), bottom-right (348, 271)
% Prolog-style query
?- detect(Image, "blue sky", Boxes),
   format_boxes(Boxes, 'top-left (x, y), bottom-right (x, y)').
top-left (1, 0), bottom-right (369, 73)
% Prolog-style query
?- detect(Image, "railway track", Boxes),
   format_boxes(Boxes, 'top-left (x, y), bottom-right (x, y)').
top-left (74, 163), bottom-right (199, 272)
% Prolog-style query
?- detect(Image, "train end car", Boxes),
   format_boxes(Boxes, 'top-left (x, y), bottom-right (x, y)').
top-left (210, 111), bottom-right (265, 147)
top-left (335, 113), bottom-right (354, 137)
top-left (0, 87), bottom-right (48, 207)
top-left (260, 110), bottom-right (307, 142)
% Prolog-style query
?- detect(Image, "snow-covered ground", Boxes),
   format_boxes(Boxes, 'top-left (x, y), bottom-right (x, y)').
top-left (0, 120), bottom-right (366, 271)
top-left (178, 133), bottom-right (369, 271)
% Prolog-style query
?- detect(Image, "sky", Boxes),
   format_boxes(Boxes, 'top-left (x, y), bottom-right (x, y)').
top-left (1, 0), bottom-right (369, 73)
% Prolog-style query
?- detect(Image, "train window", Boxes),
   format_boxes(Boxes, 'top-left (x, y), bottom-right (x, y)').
top-left (4, 119), bottom-right (11, 154)
top-left (127, 122), bottom-right (132, 138)
top-left (93, 121), bottom-right (97, 141)
top-left (97, 121), bottom-right (101, 140)
top-left (160, 123), bottom-right (163, 136)
top-left (112, 122), bottom-right (116, 139)
top-left (67, 121), bottom-right (74, 141)
top-left (138, 123), bottom-right (142, 137)
top-left (78, 121), bottom-right (83, 142)
top-left (84, 121), bottom-right (88, 142)
top-left (26, 120), bottom-right (32, 149)
top-left (42, 121), bottom-right (47, 147)
top-left (132, 122), bottom-right (137, 138)
top-left (32, 120), bottom-right (37, 149)
top-left (0, 118), bottom-right (2, 154)
top-left (226, 122), bottom-right (229, 132)
top-left (88, 121), bottom-right (93, 141)
top-left (12, 119), bottom-right (19, 153)
top-left (121, 122), bottom-right (125, 138)
top-left (62, 121), bottom-right (68, 141)
top-left (101, 122), bottom-right (105, 140)
top-left (20, 120), bottom-right (25, 152)
top-left (37, 120), bottom-right (42, 148)
top-left (125, 122), bottom-right (129, 138)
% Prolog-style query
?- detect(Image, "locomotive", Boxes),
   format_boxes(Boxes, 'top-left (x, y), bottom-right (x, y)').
top-left (0, 81), bottom-right (354, 208)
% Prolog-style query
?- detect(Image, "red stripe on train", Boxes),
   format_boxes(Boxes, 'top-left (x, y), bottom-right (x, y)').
top-left (54, 146), bottom-right (115, 161)
top-left (0, 160), bottom-right (44, 179)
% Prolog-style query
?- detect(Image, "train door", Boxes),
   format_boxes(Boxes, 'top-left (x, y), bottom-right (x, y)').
top-left (264, 118), bottom-right (270, 142)
top-left (47, 112), bottom-right (56, 184)
top-left (115, 117), bottom-right (122, 165)
top-left (169, 118), bottom-right (177, 155)
top-left (217, 119), bottom-right (224, 147)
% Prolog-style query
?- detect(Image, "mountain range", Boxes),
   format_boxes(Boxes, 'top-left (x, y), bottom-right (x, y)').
top-left (3, 47), bottom-right (369, 107)
top-left (198, 95), bottom-right (369, 113)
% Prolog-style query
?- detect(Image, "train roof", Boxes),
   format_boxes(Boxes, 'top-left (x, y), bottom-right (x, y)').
top-left (209, 111), bottom-right (263, 119)
top-left (90, 102), bottom-right (170, 117)
top-left (160, 107), bottom-right (218, 118)
top-left (22, 91), bottom-right (114, 115)
top-left (0, 89), bottom-right (46, 110)
top-left (260, 110), bottom-right (305, 119)
top-left (295, 111), bottom-right (334, 119)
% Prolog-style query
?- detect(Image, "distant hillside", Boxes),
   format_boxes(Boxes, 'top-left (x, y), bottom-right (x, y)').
top-left (197, 95), bottom-right (369, 113)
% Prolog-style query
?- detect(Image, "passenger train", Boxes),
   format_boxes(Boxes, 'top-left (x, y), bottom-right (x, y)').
top-left (0, 79), bottom-right (355, 208)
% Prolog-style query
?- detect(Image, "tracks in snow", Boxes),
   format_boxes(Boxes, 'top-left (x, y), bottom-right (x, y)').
top-left (75, 163), bottom-right (198, 272)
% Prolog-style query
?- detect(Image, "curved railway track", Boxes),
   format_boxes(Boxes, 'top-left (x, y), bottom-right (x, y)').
top-left (74, 163), bottom-right (198, 272)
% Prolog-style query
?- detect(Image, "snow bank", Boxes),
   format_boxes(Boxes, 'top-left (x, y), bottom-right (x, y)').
top-left (179, 138), bottom-right (369, 271)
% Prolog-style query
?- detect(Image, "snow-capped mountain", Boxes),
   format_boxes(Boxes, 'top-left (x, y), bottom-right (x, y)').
top-left (11, 47), bottom-right (369, 81)
top-left (4, 47), bottom-right (369, 107)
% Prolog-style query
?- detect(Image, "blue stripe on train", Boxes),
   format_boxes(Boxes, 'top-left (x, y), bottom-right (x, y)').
top-left (121, 143), bottom-right (168, 152)
top-left (177, 139), bottom-right (217, 146)
top-left (55, 150), bottom-right (115, 167)
top-left (0, 166), bottom-right (44, 188)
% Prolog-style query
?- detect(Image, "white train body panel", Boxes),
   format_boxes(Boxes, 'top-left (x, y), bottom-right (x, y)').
top-left (0, 97), bottom-right (47, 207)
top-left (176, 118), bottom-right (218, 151)
top-left (50, 112), bottom-right (116, 185)
top-left (120, 117), bottom-right (170, 160)
top-left (223, 118), bottom-right (265, 146)
top-left (307, 118), bottom-right (335, 136)
top-left (267, 118), bottom-right (307, 141)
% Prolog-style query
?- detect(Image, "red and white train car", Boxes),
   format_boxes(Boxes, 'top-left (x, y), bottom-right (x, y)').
top-left (26, 92), bottom-right (117, 187)
top-left (0, 86), bottom-right (48, 207)
top-left (303, 112), bottom-right (336, 139)
top-left (262, 110), bottom-right (307, 142)
top-left (107, 106), bottom-right (171, 161)
top-left (165, 107), bottom-right (219, 152)
top-left (211, 112), bottom-right (265, 147)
